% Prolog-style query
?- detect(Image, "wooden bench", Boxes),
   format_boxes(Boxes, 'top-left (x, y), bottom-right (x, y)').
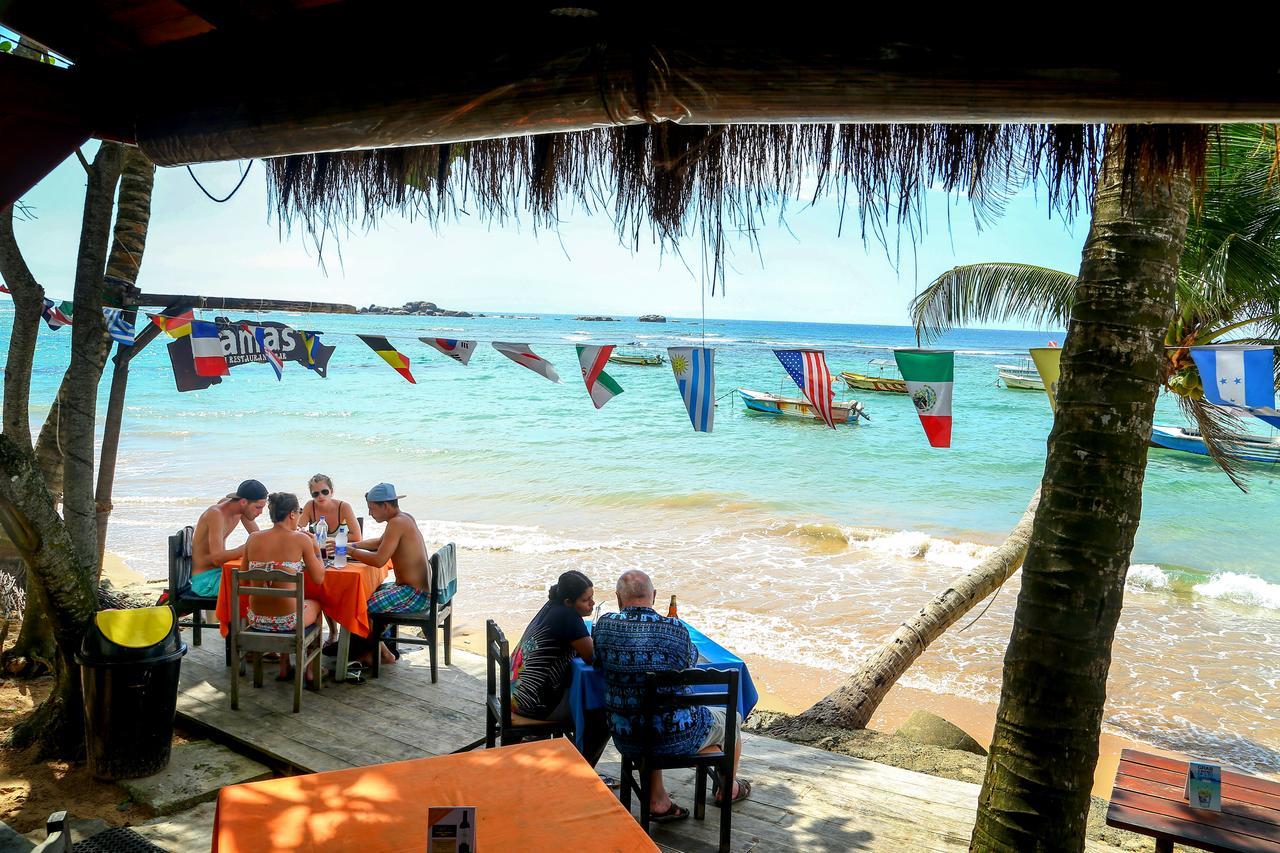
top-left (1106, 748), bottom-right (1280, 852)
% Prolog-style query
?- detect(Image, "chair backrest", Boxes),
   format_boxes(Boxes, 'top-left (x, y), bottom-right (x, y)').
top-left (485, 618), bottom-right (515, 729)
top-left (168, 526), bottom-right (194, 592)
top-left (228, 566), bottom-right (307, 642)
top-left (639, 668), bottom-right (739, 759)
top-left (433, 542), bottom-right (457, 606)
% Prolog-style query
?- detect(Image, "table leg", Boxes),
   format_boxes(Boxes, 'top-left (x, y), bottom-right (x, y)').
top-left (336, 628), bottom-right (351, 683)
top-left (1154, 839), bottom-right (1173, 853)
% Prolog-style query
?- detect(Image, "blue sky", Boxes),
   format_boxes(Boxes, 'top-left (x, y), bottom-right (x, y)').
top-left (11, 145), bottom-right (1087, 325)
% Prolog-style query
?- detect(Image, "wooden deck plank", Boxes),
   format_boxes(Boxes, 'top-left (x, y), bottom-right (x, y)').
top-left (176, 629), bottom-right (1130, 852)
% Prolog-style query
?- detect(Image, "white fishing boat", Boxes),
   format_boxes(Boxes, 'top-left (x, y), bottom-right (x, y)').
top-left (1149, 425), bottom-right (1280, 464)
top-left (996, 362), bottom-right (1045, 391)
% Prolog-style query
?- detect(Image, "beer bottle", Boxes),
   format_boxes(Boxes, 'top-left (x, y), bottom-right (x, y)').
top-left (667, 594), bottom-right (679, 619)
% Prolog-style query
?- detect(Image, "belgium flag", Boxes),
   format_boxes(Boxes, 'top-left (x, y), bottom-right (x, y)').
top-left (357, 334), bottom-right (416, 383)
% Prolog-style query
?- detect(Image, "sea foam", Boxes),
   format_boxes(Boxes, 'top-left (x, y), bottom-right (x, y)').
top-left (1193, 572), bottom-right (1280, 610)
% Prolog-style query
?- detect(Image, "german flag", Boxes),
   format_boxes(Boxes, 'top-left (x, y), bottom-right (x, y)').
top-left (357, 334), bottom-right (415, 383)
top-left (149, 309), bottom-right (193, 338)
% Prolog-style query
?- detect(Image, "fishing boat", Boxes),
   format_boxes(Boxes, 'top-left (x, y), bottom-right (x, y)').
top-left (840, 359), bottom-right (907, 394)
top-left (996, 361), bottom-right (1045, 391)
top-left (1149, 425), bottom-right (1280, 464)
top-left (608, 352), bottom-right (665, 366)
top-left (738, 389), bottom-right (866, 424)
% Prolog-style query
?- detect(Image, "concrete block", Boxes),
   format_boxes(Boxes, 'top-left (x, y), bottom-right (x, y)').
top-left (118, 741), bottom-right (270, 816)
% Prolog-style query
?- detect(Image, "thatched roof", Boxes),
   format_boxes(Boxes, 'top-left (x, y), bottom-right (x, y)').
top-left (266, 123), bottom-right (1209, 287)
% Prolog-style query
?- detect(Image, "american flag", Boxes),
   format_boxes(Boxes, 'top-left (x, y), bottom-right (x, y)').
top-left (774, 349), bottom-right (836, 428)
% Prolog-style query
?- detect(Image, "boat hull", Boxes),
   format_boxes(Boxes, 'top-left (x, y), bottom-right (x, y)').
top-left (738, 389), bottom-right (860, 424)
top-left (1150, 425), bottom-right (1280, 464)
top-left (840, 371), bottom-right (907, 394)
top-left (996, 366), bottom-right (1045, 391)
top-left (609, 354), bottom-right (664, 366)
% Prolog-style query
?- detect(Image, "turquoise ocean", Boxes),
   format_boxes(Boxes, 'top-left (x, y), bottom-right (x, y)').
top-left (6, 309), bottom-right (1279, 773)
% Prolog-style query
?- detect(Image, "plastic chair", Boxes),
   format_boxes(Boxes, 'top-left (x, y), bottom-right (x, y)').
top-left (228, 566), bottom-right (322, 713)
top-left (369, 542), bottom-right (455, 683)
top-left (619, 668), bottom-right (739, 853)
top-left (483, 619), bottom-right (573, 748)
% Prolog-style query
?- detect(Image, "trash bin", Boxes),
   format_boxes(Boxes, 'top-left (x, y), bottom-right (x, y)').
top-left (76, 606), bottom-right (187, 780)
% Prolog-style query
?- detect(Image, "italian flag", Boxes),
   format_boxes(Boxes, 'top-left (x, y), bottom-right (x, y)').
top-left (576, 344), bottom-right (623, 409)
top-left (894, 349), bottom-right (953, 448)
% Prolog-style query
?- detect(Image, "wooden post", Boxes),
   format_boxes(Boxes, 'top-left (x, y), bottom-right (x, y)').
top-left (93, 300), bottom-right (186, 580)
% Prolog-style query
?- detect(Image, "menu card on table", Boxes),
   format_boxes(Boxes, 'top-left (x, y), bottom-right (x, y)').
top-left (1186, 761), bottom-right (1222, 811)
top-left (427, 806), bottom-right (476, 852)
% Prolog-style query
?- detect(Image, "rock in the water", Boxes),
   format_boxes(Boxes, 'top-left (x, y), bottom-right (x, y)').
top-left (573, 316), bottom-right (617, 321)
top-left (894, 710), bottom-right (988, 756)
top-left (637, 314), bottom-right (666, 322)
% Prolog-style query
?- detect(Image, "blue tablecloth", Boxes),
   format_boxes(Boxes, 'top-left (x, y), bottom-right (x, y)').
top-left (567, 621), bottom-right (759, 752)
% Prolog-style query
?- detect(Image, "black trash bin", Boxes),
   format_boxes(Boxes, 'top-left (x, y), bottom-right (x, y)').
top-left (76, 606), bottom-right (187, 780)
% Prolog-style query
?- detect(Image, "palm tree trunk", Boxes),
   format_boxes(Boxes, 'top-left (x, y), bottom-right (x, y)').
top-left (0, 142), bottom-right (124, 758)
top-left (0, 204), bottom-right (44, 449)
top-left (970, 130), bottom-right (1192, 851)
top-left (786, 489), bottom-right (1040, 730)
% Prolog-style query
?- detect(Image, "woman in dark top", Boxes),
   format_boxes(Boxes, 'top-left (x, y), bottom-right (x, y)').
top-left (510, 570), bottom-right (610, 766)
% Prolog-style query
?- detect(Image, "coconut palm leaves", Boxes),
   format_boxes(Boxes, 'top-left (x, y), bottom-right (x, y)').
top-left (910, 124), bottom-right (1280, 486)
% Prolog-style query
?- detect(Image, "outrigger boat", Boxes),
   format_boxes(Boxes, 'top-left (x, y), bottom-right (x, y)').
top-left (738, 389), bottom-right (866, 424)
top-left (1149, 425), bottom-right (1280, 464)
top-left (840, 359), bottom-right (907, 394)
top-left (996, 361), bottom-right (1045, 391)
top-left (608, 352), bottom-right (665, 366)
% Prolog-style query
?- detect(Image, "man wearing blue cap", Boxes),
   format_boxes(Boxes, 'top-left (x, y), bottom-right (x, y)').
top-left (347, 483), bottom-right (432, 664)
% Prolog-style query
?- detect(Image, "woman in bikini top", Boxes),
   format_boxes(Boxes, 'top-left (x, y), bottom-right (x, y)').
top-left (300, 474), bottom-right (363, 545)
top-left (240, 492), bottom-right (327, 679)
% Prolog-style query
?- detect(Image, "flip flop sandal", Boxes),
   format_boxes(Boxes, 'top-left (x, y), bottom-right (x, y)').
top-left (345, 662), bottom-right (366, 684)
top-left (649, 801), bottom-right (689, 823)
top-left (597, 773), bottom-right (621, 789)
top-left (713, 777), bottom-right (752, 807)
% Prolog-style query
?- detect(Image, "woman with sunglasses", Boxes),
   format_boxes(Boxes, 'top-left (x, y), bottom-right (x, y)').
top-left (299, 474), bottom-right (363, 552)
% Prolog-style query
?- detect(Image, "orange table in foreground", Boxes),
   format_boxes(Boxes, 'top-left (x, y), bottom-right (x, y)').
top-left (213, 739), bottom-right (659, 853)
top-left (215, 559), bottom-right (390, 639)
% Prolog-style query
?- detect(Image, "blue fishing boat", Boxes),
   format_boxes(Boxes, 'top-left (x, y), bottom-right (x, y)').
top-left (1149, 425), bottom-right (1280, 464)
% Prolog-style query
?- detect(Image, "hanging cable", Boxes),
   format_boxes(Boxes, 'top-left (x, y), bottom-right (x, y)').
top-left (186, 161), bottom-right (253, 203)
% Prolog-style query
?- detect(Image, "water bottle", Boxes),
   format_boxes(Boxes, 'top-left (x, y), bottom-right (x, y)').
top-left (314, 516), bottom-right (328, 551)
top-left (334, 524), bottom-right (348, 567)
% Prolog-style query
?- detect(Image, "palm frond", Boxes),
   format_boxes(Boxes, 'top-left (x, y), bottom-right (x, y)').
top-left (909, 263), bottom-right (1076, 343)
top-left (1178, 395), bottom-right (1253, 492)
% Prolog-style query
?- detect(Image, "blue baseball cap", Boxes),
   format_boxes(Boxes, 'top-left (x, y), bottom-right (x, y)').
top-left (365, 482), bottom-right (405, 502)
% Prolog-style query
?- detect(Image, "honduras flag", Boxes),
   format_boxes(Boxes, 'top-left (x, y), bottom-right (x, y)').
top-left (1190, 346), bottom-right (1275, 408)
top-left (102, 307), bottom-right (135, 345)
top-left (668, 346), bottom-right (715, 432)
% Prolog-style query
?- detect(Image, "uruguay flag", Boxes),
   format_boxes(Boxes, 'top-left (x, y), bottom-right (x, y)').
top-left (1190, 346), bottom-right (1275, 409)
top-left (189, 319), bottom-right (229, 377)
top-left (668, 346), bottom-right (715, 432)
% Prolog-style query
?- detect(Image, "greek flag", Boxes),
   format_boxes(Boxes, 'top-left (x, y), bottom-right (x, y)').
top-left (102, 307), bottom-right (135, 345)
top-left (668, 346), bottom-right (715, 432)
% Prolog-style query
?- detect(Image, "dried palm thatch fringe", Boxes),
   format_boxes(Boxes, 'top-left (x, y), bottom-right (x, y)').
top-left (265, 123), bottom-right (1209, 291)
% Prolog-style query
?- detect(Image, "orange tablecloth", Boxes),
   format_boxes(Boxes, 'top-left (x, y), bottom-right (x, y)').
top-left (215, 559), bottom-right (390, 639)
top-left (213, 739), bottom-right (658, 853)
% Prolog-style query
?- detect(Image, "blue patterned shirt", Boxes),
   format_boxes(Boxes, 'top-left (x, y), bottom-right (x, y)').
top-left (591, 606), bottom-right (711, 757)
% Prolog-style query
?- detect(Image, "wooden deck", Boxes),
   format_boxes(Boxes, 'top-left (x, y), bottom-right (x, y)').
top-left (176, 628), bottom-right (1121, 852)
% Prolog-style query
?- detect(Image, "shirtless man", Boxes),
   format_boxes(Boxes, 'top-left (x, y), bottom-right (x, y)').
top-left (347, 482), bottom-right (431, 664)
top-left (188, 479), bottom-right (268, 598)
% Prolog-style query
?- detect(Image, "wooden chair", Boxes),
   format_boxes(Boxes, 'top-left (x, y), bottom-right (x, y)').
top-left (483, 618), bottom-right (573, 749)
top-left (369, 542), bottom-right (456, 683)
top-left (228, 566), bottom-right (322, 713)
top-left (619, 668), bottom-right (740, 853)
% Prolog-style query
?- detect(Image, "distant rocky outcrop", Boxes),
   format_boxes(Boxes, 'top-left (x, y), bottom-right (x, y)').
top-left (359, 301), bottom-right (473, 317)
top-left (637, 314), bottom-right (667, 323)
top-left (574, 315), bottom-right (617, 321)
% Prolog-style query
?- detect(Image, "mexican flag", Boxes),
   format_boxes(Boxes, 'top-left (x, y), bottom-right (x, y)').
top-left (894, 349), bottom-right (953, 447)
top-left (576, 344), bottom-right (623, 409)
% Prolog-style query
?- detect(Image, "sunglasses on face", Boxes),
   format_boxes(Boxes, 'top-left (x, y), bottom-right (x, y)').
top-left (311, 488), bottom-right (330, 498)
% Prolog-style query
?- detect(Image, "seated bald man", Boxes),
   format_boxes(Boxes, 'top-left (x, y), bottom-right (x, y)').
top-left (591, 570), bottom-right (750, 822)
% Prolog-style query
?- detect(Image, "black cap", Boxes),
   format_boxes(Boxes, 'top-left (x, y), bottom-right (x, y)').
top-left (235, 479), bottom-right (268, 501)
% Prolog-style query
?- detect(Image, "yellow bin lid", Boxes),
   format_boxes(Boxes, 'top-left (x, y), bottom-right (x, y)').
top-left (95, 606), bottom-right (175, 649)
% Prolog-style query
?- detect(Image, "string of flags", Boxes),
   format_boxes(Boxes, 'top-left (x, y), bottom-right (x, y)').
top-left (13, 294), bottom-right (1279, 446)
